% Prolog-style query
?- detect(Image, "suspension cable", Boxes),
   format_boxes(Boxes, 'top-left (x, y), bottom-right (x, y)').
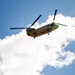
top-left (31, 36), bottom-right (43, 75)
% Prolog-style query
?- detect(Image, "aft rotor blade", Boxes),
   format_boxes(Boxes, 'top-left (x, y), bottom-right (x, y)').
top-left (57, 23), bottom-right (67, 27)
top-left (10, 27), bottom-right (26, 30)
top-left (29, 14), bottom-right (42, 28)
top-left (53, 9), bottom-right (58, 21)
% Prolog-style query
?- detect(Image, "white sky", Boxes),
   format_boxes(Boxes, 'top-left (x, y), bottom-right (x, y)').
top-left (0, 14), bottom-right (75, 75)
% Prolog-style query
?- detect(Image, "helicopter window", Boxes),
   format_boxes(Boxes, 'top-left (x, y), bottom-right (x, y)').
top-left (42, 32), bottom-right (44, 34)
top-left (33, 32), bottom-right (36, 35)
top-left (47, 29), bottom-right (49, 31)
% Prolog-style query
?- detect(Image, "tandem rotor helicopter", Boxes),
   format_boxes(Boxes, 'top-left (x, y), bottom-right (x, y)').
top-left (10, 9), bottom-right (67, 38)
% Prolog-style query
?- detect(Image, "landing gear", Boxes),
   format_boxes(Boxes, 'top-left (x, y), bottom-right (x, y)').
top-left (34, 37), bottom-right (35, 39)
top-left (48, 33), bottom-right (49, 35)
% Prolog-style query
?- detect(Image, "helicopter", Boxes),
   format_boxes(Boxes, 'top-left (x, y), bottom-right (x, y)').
top-left (10, 9), bottom-right (67, 38)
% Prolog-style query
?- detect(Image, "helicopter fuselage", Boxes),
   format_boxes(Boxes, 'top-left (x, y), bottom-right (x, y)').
top-left (26, 23), bottom-right (59, 38)
top-left (10, 9), bottom-right (66, 38)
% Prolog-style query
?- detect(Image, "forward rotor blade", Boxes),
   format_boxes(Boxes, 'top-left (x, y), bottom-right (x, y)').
top-left (10, 27), bottom-right (26, 30)
top-left (56, 23), bottom-right (67, 27)
top-left (29, 14), bottom-right (42, 28)
top-left (53, 9), bottom-right (58, 21)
